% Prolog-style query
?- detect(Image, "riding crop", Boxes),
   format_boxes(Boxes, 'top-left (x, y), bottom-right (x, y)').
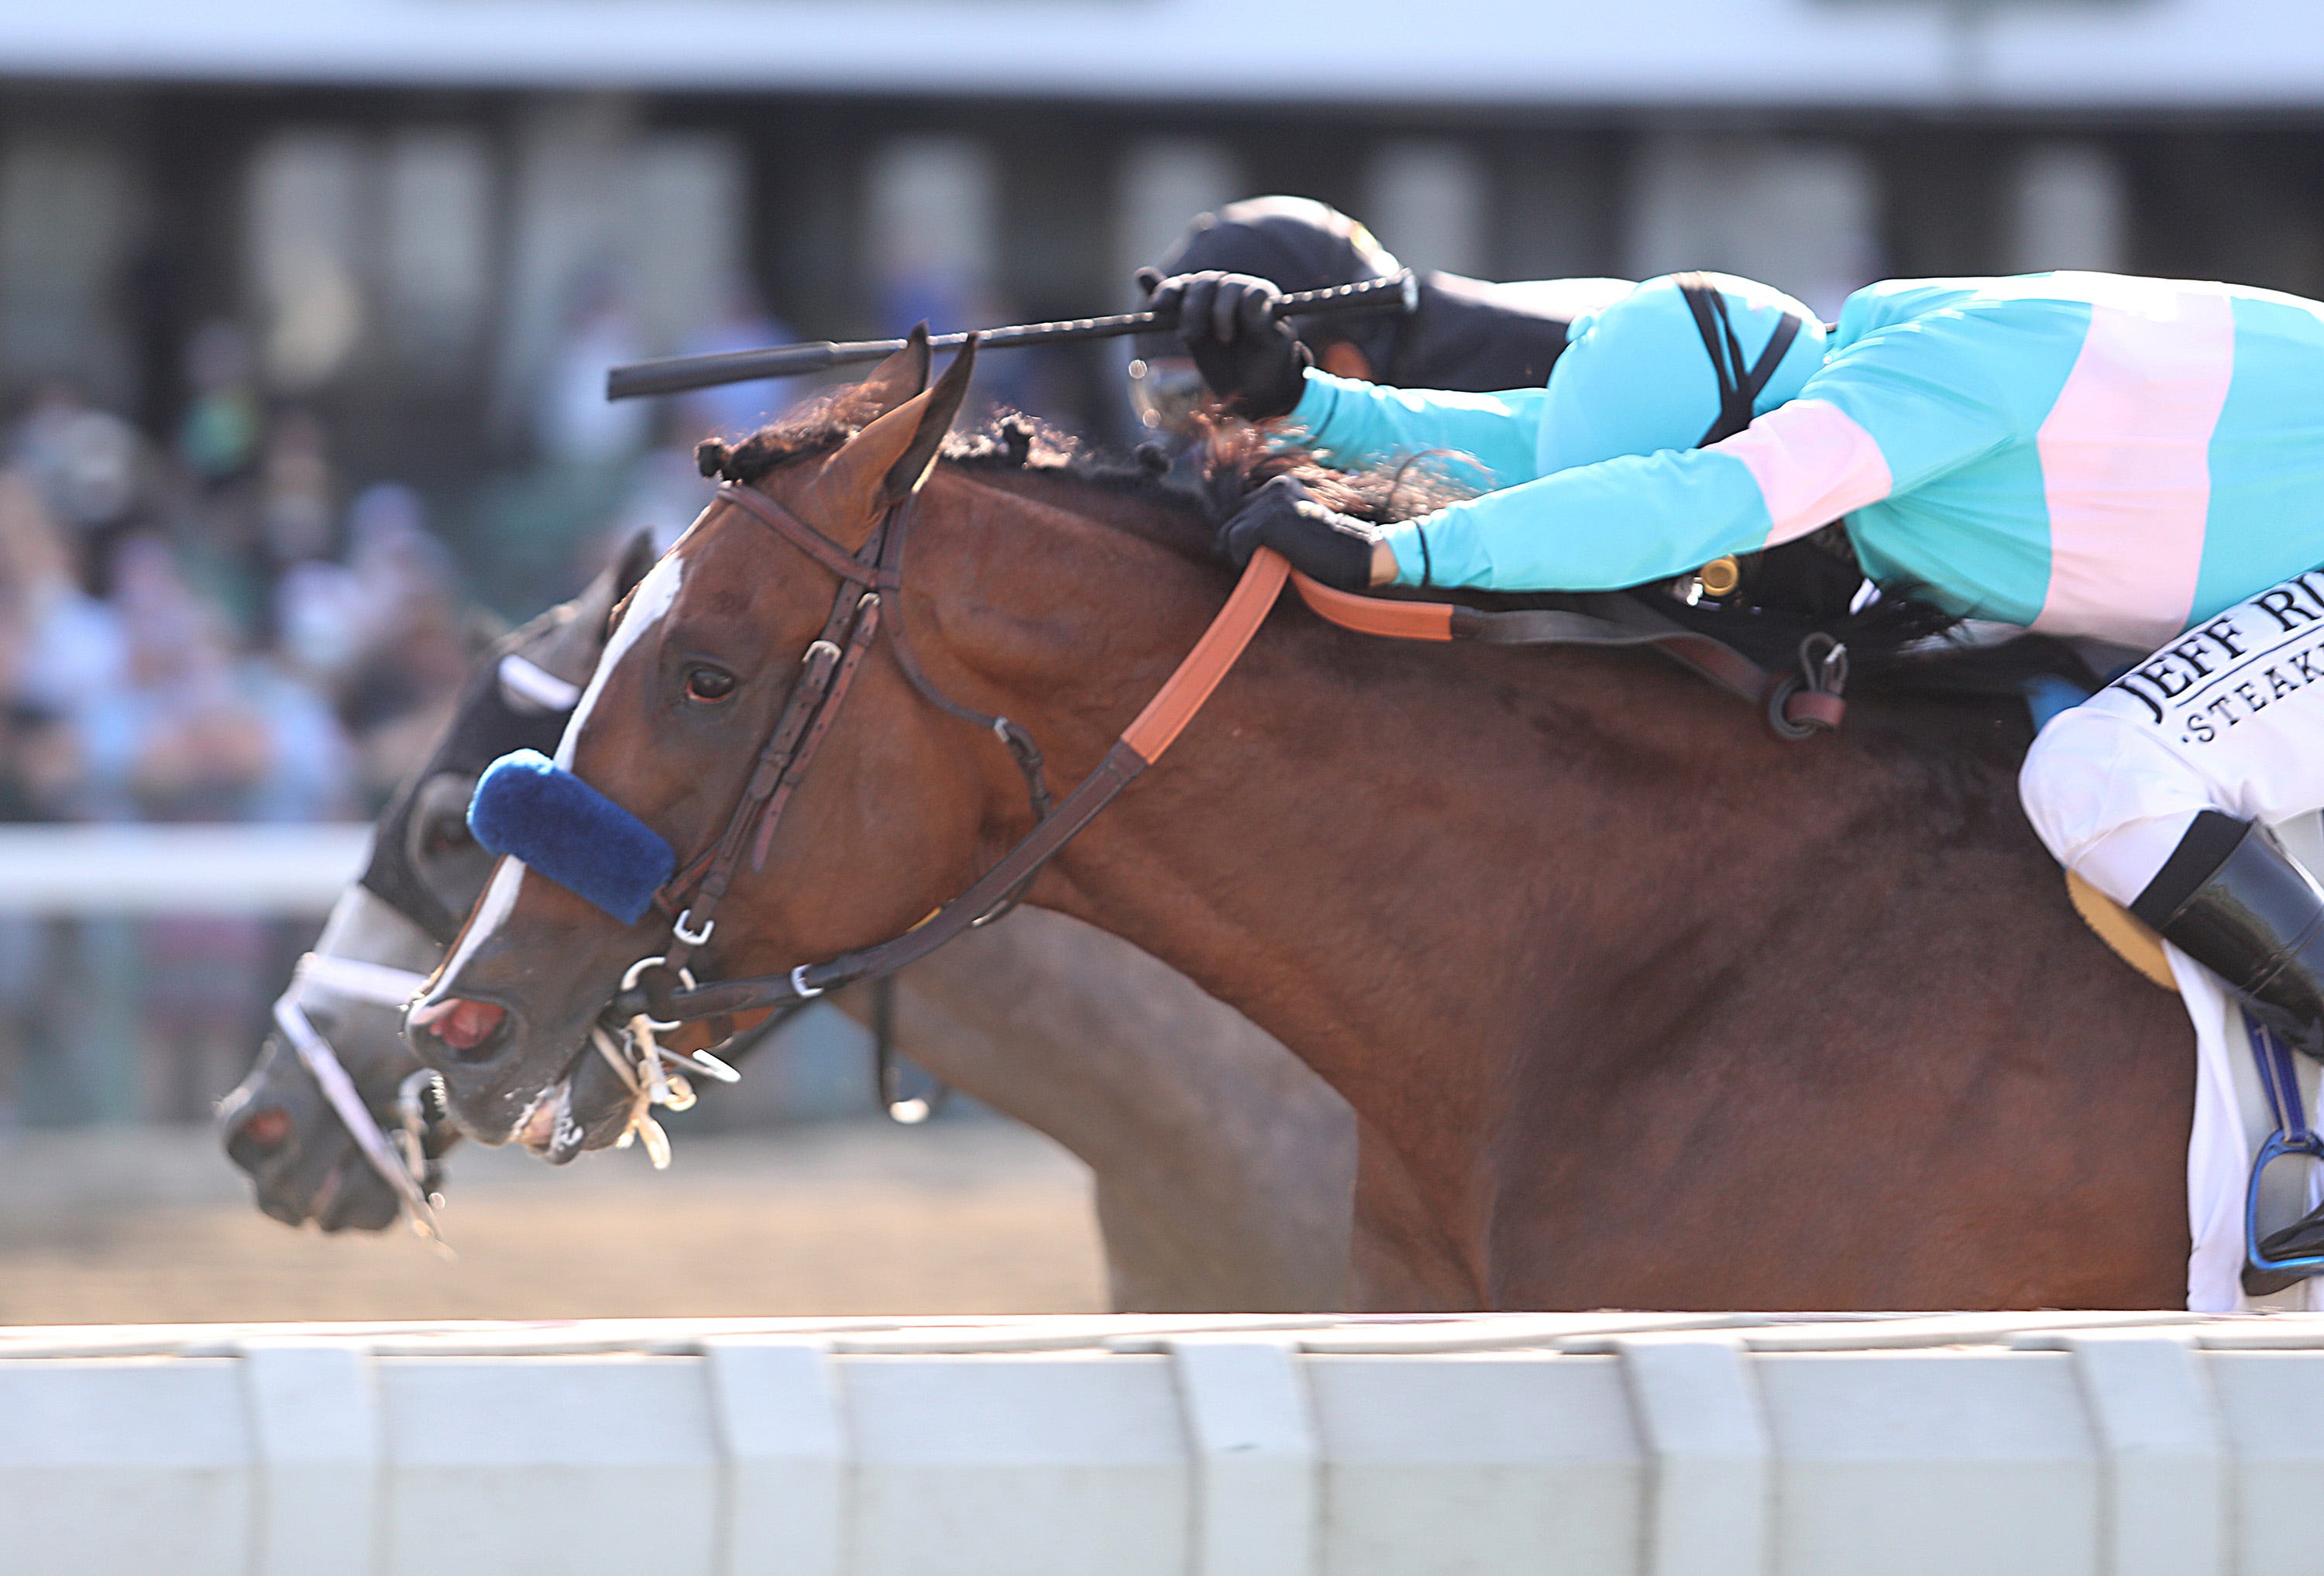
top-left (603, 270), bottom-right (1420, 400)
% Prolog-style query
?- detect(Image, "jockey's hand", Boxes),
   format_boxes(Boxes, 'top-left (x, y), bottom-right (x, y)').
top-left (1140, 268), bottom-right (1312, 421)
top-left (1219, 476), bottom-right (1395, 590)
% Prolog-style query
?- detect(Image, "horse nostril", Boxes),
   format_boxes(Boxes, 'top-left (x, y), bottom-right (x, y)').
top-left (241, 1107), bottom-right (292, 1149)
top-left (225, 1105), bottom-right (294, 1172)
top-left (411, 997), bottom-right (510, 1064)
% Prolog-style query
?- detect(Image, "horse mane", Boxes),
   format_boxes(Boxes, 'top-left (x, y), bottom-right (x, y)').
top-left (693, 396), bottom-right (2096, 718)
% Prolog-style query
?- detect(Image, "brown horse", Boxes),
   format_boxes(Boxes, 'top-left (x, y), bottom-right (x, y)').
top-left (221, 539), bottom-right (1352, 1309)
top-left (409, 338), bottom-right (2197, 1311)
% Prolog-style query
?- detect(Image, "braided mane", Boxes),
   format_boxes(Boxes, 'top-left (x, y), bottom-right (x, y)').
top-left (689, 393), bottom-right (2092, 712)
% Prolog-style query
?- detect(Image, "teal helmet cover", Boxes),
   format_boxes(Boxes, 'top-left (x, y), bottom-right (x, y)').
top-left (1538, 272), bottom-right (1827, 474)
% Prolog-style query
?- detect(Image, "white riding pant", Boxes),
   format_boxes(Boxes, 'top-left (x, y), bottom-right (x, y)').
top-left (2021, 566), bottom-right (2324, 907)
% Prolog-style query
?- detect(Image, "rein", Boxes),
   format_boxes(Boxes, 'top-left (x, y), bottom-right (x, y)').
top-left (614, 478), bottom-right (1848, 1028)
top-left (271, 953), bottom-right (449, 1246)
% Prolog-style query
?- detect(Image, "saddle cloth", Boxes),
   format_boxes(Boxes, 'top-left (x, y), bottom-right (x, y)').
top-left (2075, 810), bottom-right (2324, 1311)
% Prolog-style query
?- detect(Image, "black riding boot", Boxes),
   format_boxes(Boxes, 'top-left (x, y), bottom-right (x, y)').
top-left (2129, 813), bottom-right (2324, 1288)
top-left (2131, 811), bottom-right (2324, 1059)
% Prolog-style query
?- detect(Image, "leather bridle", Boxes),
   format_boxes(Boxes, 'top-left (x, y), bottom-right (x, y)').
top-left (610, 479), bottom-right (1289, 1028)
top-left (634, 482), bottom-right (1054, 1011)
top-left (610, 471), bottom-right (1849, 1031)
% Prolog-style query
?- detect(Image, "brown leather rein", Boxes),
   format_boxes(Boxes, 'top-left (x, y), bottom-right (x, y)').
top-left (614, 481), bottom-right (1845, 1026)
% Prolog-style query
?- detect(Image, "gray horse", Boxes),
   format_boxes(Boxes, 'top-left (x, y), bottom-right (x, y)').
top-left (218, 539), bottom-right (1352, 1312)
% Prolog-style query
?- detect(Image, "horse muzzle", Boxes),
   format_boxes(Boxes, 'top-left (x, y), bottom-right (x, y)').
top-left (218, 1037), bottom-right (408, 1232)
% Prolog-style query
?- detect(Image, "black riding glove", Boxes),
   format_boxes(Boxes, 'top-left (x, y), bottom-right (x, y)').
top-left (1219, 476), bottom-right (1384, 591)
top-left (1138, 268), bottom-right (1312, 421)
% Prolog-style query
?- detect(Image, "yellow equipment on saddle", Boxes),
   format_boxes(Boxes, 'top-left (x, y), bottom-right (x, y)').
top-left (2067, 870), bottom-right (2174, 990)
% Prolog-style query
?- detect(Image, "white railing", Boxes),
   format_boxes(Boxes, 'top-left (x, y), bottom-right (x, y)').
top-left (0, 1308), bottom-right (2298, 1575)
top-left (0, 824), bottom-right (370, 915)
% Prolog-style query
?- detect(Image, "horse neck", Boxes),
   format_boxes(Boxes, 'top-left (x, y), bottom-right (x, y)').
top-left (913, 467), bottom-right (1909, 1186)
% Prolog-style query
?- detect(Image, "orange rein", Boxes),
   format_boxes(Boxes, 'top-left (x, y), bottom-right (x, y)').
top-left (1119, 553), bottom-right (1451, 764)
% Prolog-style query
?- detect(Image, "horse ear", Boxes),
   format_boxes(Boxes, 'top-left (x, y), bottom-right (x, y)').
top-left (852, 324), bottom-right (933, 419)
top-left (611, 527), bottom-right (657, 601)
top-left (800, 338), bottom-right (978, 549)
top-left (882, 335), bottom-right (978, 501)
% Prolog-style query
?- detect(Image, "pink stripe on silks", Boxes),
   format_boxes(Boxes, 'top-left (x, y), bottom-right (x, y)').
top-left (2033, 281), bottom-right (2236, 648)
top-left (1716, 399), bottom-right (1895, 547)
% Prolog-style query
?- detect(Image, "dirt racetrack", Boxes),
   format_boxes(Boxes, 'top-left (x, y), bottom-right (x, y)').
top-left (0, 1114), bottom-right (1105, 1325)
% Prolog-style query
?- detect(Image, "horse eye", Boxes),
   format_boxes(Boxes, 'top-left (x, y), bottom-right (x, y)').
top-left (421, 815), bottom-right (472, 857)
top-left (685, 665), bottom-right (737, 703)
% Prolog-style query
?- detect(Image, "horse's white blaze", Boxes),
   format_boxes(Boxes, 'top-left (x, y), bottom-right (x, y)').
top-left (555, 553), bottom-right (682, 770)
top-left (431, 854), bottom-right (528, 1001)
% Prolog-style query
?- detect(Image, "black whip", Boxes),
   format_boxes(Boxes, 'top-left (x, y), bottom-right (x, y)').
top-left (606, 270), bottom-right (1420, 400)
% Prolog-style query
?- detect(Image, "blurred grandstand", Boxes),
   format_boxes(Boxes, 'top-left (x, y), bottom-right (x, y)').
top-left (0, 0), bottom-right (2315, 1124)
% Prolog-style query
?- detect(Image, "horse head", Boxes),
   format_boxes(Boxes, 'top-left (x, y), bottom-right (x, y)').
top-left (218, 533), bottom-right (655, 1227)
top-left (405, 330), bottom-right (1019, 1155)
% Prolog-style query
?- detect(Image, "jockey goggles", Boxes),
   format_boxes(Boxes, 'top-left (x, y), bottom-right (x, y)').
top-left (1126, 354), bottom-right (1209, 434)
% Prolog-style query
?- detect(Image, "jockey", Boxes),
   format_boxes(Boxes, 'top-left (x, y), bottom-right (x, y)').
top-left (1129, 195), bottom-right (1631, 432)
top-left (1153, 265), bottom-right (2324, 1066)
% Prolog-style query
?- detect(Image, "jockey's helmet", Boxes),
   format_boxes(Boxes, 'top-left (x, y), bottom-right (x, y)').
top-left (1131, 197), bottom-right (1404, 431)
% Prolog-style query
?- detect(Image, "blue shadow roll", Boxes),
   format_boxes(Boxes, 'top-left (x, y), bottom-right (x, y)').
top-left (467, 749), bottom-right (676, 926)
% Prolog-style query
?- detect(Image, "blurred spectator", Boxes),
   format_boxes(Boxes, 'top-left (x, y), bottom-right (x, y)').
top-left (258, 406), bottom-right (335, 568)
top-left (175, 321), bottom-right (264, 488)
top-left (0, 465), bottom-right (125, 750)
top-left (76, 533), bottom-right (350, 824)
top-left (677, 276), bottom-right (796, 443)
top-left (77, 532), bottom-right (356, 1119)
top-left (877, 270), bottom-right (1074, 434)
top-left (279, 482), bottom-right (480, 805)
top-left (610, 443), bottom-right (716, 560)
top-left (537, 264), bottom-right (651, 468)
top-left (0, 467), bottom-right (100, 1124)
top-left (12, 383), bottom-right (149, 596)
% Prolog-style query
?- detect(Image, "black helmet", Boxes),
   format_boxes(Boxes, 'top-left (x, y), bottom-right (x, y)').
top-left (1152, 195), bottom-right (1401, 297)
top-left (1132, 196), bottom-right (1404, 432)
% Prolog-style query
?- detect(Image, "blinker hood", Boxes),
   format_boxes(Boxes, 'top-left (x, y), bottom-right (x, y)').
top-left (467, 749), bottom-right (675, 926)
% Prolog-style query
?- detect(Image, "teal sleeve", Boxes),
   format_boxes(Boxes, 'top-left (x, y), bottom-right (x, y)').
top-left (1376, 314), bottom-right (2033, 592)
top-left (1379, 446), bottom-right (1779, 589)
top-left (1284, 371), bottom-right (1549, 491)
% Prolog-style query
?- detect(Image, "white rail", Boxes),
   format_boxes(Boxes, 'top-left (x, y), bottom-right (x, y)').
top-left (0, 824), bottom-right (370, 915)
top-left (0, 1309), bottom-right (2309, 1574)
